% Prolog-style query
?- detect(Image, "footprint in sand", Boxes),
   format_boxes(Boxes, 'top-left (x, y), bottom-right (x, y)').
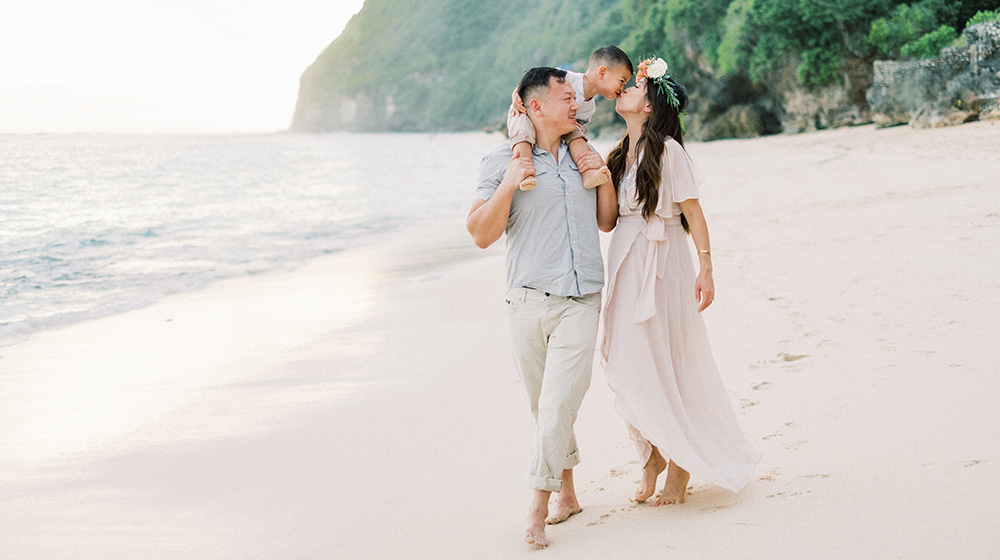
top-left (767, 490), bottom-right (812, 499)
top-left (586, 509), bottom-right (620, 527)
top-left (758, 468), bottom-right (780, 483)
top-left (752, 381), bottom-right (772, 391)
top-left (777, 353), bottom-right (809, 362)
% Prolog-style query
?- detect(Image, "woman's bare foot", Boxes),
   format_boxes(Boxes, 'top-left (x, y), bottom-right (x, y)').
top-left (634, 449), bottom-right (667, 503)
top-left (582, 165), bottom-right (611, 189)
top-left (653, 461), bottom-right (690, 506)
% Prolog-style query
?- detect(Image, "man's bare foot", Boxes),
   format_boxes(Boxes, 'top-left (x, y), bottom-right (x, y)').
top-left (525, 512), bottom-right (548, 548)
top-left (545, 497), bottom-right (582, 525)
top-left (634, 451), bottom-right (667, 503)
top-left (519, 176), bottom-right (537, 190)
top-left (652, 461), bottom-right (690, 506)
top-left (525, 490), bottom-right (550, 548)
top-left (582, 166), bottom-right (611, 189)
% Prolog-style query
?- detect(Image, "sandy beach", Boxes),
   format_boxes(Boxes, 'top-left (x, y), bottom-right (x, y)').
top-left (2, 121), bottom-right (999, 559)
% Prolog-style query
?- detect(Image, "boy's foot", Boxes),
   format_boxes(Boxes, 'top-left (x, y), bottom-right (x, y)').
top-left (519, 176), bottom-right (537, 190)
top-left (582, 166), bottom-right (611, 189)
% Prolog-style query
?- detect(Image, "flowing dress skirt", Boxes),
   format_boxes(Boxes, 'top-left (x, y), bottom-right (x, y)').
top-left (601, 213), bottom-right (761, 492)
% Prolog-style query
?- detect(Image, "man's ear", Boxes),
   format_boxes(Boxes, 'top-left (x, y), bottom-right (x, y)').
top-left (529, 98), bottom-right (543, 115)
top-left (597, 65), bottom-right (608, 79)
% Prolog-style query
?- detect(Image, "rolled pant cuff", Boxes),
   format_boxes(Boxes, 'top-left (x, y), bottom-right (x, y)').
top-left (524, 449), bottom-right (581, 492)
top-left (526, 475), bottom-right (562, 492)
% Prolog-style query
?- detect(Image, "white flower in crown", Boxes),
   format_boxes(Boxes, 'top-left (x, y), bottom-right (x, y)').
top-left (637, 55), bottom-right (681, 110)
top-left (646, 58), bottom-right (668, 80)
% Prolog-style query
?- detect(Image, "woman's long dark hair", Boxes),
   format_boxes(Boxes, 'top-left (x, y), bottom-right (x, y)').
top-left (607, 76), bottom-right (689, 224)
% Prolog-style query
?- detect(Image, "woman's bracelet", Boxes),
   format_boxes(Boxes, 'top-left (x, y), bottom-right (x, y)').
top-left (698, 249), bottom-right (711, 256)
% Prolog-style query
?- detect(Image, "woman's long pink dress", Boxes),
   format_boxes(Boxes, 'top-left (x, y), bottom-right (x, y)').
top-left (601, 138), bottom-right (762, 492)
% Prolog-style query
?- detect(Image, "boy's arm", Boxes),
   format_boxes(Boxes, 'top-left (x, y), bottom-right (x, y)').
top-left (511, 88), bottom-right (526, 115)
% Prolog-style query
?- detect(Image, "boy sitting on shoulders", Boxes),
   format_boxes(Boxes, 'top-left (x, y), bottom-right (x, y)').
top-left (507, 45), bottom-right (633, 190)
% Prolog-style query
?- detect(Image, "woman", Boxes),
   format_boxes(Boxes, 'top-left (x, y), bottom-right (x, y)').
top-left (601, 57), bottom-right (762, 505)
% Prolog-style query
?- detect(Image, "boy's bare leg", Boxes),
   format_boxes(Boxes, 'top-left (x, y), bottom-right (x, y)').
top-left (634, 446), bottom-right (667, 503)
top-left (568, 137), bottom-right (611, 189)
top-left (512, 141), bottom-right (537, 190)
top-left (546, 469), bottom-right (583, 524)
top-left (652, 460), bottom-right (690, 506)
top-left (525, 489), bottom-right (550, 548)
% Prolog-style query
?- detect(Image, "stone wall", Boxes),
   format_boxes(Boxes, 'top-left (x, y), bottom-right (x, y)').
top-left (868, 21), bottom-right (1000, 128)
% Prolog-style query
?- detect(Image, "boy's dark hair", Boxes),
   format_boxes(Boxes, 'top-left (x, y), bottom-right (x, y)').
top-left (517, 67), bottom-right (568, 105)
top-left (591, 45), bottom-right (633, 74)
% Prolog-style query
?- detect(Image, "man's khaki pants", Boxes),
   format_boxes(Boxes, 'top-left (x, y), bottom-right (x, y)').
top-left (505, 287), bottom-right (600, 492)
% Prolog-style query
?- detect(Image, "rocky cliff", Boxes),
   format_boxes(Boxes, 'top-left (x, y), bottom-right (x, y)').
top-left (868, 21), bottom-right (1000, 128)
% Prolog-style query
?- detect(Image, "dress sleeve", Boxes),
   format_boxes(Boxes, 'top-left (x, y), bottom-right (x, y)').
top-left (653, 138), bottom-right (700, 218)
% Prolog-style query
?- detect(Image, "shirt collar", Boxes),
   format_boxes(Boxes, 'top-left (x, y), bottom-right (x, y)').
top-left (531, 140), bottom-right (570, 159)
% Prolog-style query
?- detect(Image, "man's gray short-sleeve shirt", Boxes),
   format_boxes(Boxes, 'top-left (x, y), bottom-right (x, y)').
top-left (476, 142), bottom-right (604, 297)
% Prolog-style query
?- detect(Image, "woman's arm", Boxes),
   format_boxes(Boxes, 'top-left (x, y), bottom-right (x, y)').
top-left (596, 178), bottom-right (619, 232)
top-left (679, 198), bottom-right (714, 312)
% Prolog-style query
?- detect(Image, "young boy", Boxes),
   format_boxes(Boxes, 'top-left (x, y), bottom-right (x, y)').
top-left (507, 46), bottom-right (633, 190)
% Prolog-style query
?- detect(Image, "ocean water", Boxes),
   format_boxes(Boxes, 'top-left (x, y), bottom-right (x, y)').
top-left (0, 132), bottom-right (500, 348)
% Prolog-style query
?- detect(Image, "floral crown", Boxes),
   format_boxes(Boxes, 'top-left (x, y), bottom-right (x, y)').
top-left (636, 56), bottom-right (680, 110)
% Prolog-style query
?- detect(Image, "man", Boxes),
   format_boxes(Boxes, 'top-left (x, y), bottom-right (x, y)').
top-left (466, 67), bottom-right (618, 548)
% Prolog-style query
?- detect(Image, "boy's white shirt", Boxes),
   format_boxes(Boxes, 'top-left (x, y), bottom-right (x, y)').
top-left (565, 70), bottom-right (597, 126)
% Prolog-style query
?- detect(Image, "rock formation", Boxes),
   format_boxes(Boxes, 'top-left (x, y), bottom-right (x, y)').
top-left (868, 21), bottom-right (1000, 128)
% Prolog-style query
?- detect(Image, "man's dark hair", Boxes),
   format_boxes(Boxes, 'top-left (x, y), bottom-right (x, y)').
top-left (591, 45), bottom-right (633, 74)
top-left (517, 67), bottom-right (568, 105)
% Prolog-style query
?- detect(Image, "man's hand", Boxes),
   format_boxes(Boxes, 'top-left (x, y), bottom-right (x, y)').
top-left (573, 150), bottom-right (604, 175)
top-left (501, 152), bottom-right (534, 192)
top-left (467, 153), bottom-right (534, 249)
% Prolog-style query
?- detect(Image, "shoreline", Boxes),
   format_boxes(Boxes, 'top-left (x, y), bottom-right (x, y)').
top-left (2, 121), bottom-right (999, 558)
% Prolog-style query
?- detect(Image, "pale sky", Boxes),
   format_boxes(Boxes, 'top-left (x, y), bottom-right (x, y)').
top-left (0, 0), bottom-right (366, 134)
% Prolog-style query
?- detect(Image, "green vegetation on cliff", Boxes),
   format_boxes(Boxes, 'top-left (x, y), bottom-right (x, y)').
top-left (292, 0), bottom-right (999, 136)
top-left (294, 0), bottom-right (628, 131)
